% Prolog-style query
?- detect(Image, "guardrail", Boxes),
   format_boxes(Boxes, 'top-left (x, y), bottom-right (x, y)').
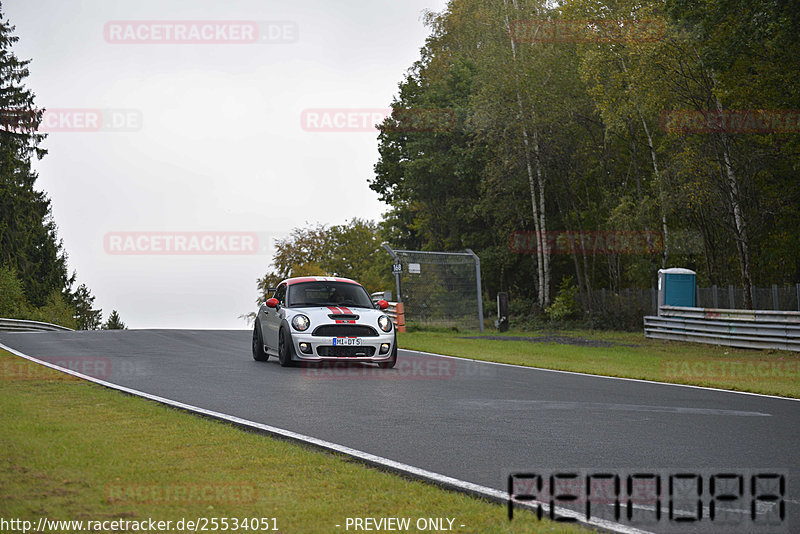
top-left (370, 293), bottom-right (406, 333)
top-left (0, 318), bottom-right (74, 333)
top-left (644, 306), bottom-right (800, 352)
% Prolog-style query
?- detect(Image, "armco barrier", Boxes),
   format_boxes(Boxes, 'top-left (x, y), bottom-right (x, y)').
top-left (0, 318), bottom-right (74, 333)
top-left (387, 302), bottom-right (405, 333)
top-left (644, 306), bottom-right (800, 352)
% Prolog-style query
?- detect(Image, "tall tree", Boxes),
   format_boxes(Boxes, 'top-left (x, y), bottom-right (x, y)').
top-left (370, 0), bottom-right (800, 319)
top-left (0, 3), bottom-right (73, 306)
top-left (254, 219), bottom-right (394, 307)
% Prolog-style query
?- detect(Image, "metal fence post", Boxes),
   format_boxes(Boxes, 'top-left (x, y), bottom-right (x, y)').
top-left (650, 287), bottom-right (657, 314)
top-left (751, 284), bottom-right (757, 309)
top-left (465, 249), bottom-right (484, 333)
top-left (712, 285), bottom-right (718, 308)
top-left (729, 285), bottom-right (735, 309)
top-left (382, 244), bottom-right (402, 304)
top-left (772, 284), bottom-right (779, 310)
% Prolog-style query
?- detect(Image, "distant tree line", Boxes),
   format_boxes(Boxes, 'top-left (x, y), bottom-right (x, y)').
top-left (253, 219), bottom-right (392, 303)
top-left (369, 0), bottom-right (800, 314)
top-left (0, 4), bottom-right (124, 330)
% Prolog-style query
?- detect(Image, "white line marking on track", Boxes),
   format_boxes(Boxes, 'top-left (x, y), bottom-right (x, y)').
top-left (399, 348), bottom-right (800, 402)
top-left (0, 341), bottom-right (652, 534)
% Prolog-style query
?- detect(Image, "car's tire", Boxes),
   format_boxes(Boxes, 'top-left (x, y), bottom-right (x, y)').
top-left (252, 323), bottom-right (269, 361)
top-left (378, 339), bottom-right (398, 369)
top-left (278, 327), bottom-right (294, 367)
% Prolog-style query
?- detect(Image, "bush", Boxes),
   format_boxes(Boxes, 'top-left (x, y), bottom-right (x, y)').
top-left (545, 277), bottom-right (580, 321)
top-left (0, 266), bottom-right (29, 318)
top-left (36, 291), bottom-right (78, 329)
top-left (0, 266), bottom-right (77, 329)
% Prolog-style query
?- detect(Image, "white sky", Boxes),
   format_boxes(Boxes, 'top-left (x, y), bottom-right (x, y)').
top-left (4, 0), bottom-right (448, 329)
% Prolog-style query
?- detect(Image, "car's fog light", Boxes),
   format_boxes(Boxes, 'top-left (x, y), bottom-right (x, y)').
top-left (299, 342), bottom-right (312, 354)
top-left (379, 343), bottom-right (390, 354)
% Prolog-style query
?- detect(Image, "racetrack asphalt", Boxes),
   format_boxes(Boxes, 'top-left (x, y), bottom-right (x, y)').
top-left (1, 329), bottom-right (798, 534)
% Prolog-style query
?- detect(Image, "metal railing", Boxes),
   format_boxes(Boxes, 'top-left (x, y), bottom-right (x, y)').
top-left (0, 318), bottom-right (74, 333)
top-left (644, 306), bottom-right (800, 352)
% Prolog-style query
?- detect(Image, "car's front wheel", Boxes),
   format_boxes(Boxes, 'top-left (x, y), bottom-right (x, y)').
top-left (252, 323), bottom-right (268, 362)
top-left (278, 327), bottom-right (294, 367)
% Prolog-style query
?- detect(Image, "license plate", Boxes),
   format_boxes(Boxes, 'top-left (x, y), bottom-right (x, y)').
top-left (332, 337), bottom-right (362, 346)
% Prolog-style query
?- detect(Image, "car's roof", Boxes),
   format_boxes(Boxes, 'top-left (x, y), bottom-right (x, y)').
top-left (281, 276), bottom-right (362, 286)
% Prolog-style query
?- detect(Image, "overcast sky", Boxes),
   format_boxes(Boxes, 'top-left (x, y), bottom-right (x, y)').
top-left (5, 0), bottom-right (448, 329)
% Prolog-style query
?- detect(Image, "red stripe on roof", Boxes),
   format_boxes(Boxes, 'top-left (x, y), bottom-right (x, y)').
top-left (285, 277), bottom-right (361, 286)
top-left (287, 277), bottom-right (318, 285)
top-left (327, 306), bottom-right (342, 314)
top-left (338, 306), bottom-right (352, 314)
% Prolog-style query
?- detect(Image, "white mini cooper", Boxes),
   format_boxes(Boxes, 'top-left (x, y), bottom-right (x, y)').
top-left (252, 276), bottom-right (397, 368)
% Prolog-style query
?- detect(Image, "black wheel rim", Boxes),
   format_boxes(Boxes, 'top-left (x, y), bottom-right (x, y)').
top-left (279, 333), bottom-right (285, 358)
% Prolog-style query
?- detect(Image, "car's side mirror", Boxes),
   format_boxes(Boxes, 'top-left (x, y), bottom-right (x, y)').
top-left (377, 299), bottom-right (389, 310)
top-left (266, 298), bottom-right (279, 309)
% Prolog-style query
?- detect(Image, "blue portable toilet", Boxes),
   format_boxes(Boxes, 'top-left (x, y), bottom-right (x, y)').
top-left (657, 268), bottom-right (696, 314)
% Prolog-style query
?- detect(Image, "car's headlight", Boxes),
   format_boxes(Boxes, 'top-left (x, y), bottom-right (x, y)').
top-left (291, 314), bottom-right (310, 331)
top-left (378, 315), bottom-right (392, 332)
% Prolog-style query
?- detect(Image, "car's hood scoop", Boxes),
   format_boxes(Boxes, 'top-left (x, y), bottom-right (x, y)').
top-left (328, 313), bottom-right (360, 321)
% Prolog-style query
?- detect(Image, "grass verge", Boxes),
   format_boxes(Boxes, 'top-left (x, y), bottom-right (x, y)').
top-left (398, 329), bottom-right (800, 398)
top-left (0, 349), bottom-right (588, 534)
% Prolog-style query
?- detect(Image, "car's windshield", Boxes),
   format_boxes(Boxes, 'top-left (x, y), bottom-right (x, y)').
top-left (287, 281), bottom-right (374, 309)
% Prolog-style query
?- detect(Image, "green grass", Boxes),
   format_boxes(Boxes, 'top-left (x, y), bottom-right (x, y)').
top-left (398, 328), bottom-right (800, 398)
top-left (0, 350), bottom-right (589, 534)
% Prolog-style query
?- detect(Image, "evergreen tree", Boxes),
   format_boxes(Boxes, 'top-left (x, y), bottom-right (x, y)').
top-left (0, 2), bottom-right (73, 306)
top-left (102, 310), bottom-right (126, 330)
top-left (73, 284), bottom-right (101, 330)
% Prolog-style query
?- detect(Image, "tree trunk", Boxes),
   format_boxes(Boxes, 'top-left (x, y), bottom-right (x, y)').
top-left (616, 55), bottom-right (670, 268)
top-left (639, 115), bottom-right (670, 269)
top-left (532, 125), bottom-right (550, 306)
top-left (715, 126), bottom-right (753, 308)
top-left (502, 0), bottom-right (550, 308)
top-left (703, 69), bottom-right (753, 308)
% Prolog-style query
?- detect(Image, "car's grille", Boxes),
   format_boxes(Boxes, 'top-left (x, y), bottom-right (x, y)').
top-left (312, 325), bottom-right (378, 337)
top-left (317, 346), bottom-right (376, 357)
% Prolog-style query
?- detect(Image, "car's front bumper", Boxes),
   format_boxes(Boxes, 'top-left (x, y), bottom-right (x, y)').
top-left (288, 330), bottom-right (396, 363)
